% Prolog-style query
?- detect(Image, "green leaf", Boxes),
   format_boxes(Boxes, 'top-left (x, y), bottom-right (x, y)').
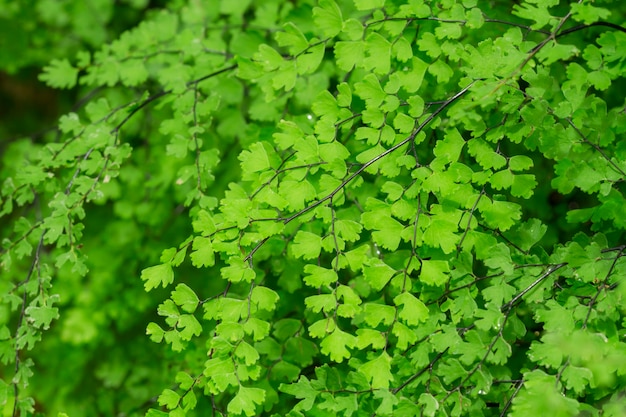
top-left (429, 59), bottom-right (454, 83)
top-left (588, 70), bottom-right (611, 90)
top-left (39, 59), bottom-right (78, 89)
top-left (418, 393), bottom-right (439, 417)
top-left (243, 317), bottom-right (271, 341)
top-left (394, 292), bottom-right (429, 326)
top-left (420, 260), bottom-right (450, 287)
top-left (239, 142), bottom-right (274, 176)
top-left (509, 219), bottom-right (548, 251)
top-left (204, 357), bottom-right (238, 393)
top-left (363, 258), bottom-right (397, 291)
top-left (221, 257), bottom-right (256, 283)
top-left (364, 32), bottom-right (391, 74)
top-left (359, 351), bottom-right (393, 389)
top-left (509, 155), bottom-right (534, 171)
top-left (158, 389), bottom-right (180, 410)
top-left (334, 40), bottom-right (365, 72)
top-left (251, 286), bottom-right (279, 311)
top-left (511, 174), bottom-right (537, 198)
top-left (292, 231), bottom-right (323, 260)
top-left (279, 376), bottom-right (318, 411)
top-left (393, 36), bottom-right (413, 62)
top-left (512, 2), bottom-right (557, 30)
top-left (424, 209), bottom-right (460, 254)
top-left (176, 371), bottom-right (195, 390)
top-left (234, 341), bottom-right (260, 366)
top-left (59, 113), bottom-right (82, 134)
top-left (171, 284), bottom-right (199, 313)
top-left (392, 321), bottom-right (417, 350)
top-left (510, 370), bottom-right (580, 417)
top-left (178, 315), bottom-right (202, 340)
top-left (468, 138), bottom-right (507, 170)
top-left (474, 306), bottom-right (504, 331)
top-left (479, 199), bottom-right (522, 232)
top-left (335, 219), bottom-right (362, 242)
top-left (25, 305), bottom-right (59, 330)
top-left (466, 7), bottom-right (485, 29)
top-left (190, 236), bottom-right (215, 268)
top-left (361, 210), bottom-right (404, 251)
top-left (355, 74), bottom-right (386, 107)
top-left (363, 303), bottom-right (396, 327)
top-left (528, 334), bottom-right (564, 369)
top-left (356, 328), bottom-right (386, 350)
top-left (276, 22), bottom-right (309, 55)
top-left (394, 112), bottom-right (416, 133)
top-left (147, 322), bottom-right (165, 343)
top-left (273, 61), bottom-right (297, 92)
top-left (284, 337), bottom-right (318, 367)
top-left (439, 358), bottom-right (468, 385)
top-left (490, 169), bottom-right (514, 190)
top-left (227, 385), bottom-right (266, 416)
top-left (254, 44), bottom-right (284, 71)
top-left (305, 294), bottom-right (337, 313)
top-left (141, 263), bottom-right (175, 291)
top-left (313, 0), bottom-right (343, 38)
top-left (561, 365), bottom-right (593, 395)
top-left (303, 264), bottom-right (338, 288)
top-left (320, 326), bottom-right (356, 362)
top-left (119, 58), bottom-right (149, 87)
top-left (274, 318), bottom-right (303, 341)
top-left (297, 43), bottom-right (325, 74)
top-left (570, 3), bottom-right (611, 25)
top-left (483, 243), bottom-right (514, 275)
top-left (336, 285), bottom-right (362, 318)
top-left (279, 180), bottom-right (317, 211)
top-left (401, 57), bottom-right (428, 93)
top-left (433, 128), bottom-right (465, 166)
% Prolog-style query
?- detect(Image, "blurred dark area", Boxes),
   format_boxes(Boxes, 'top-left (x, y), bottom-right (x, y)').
top-left (0, 0), bottom-right (173, 147)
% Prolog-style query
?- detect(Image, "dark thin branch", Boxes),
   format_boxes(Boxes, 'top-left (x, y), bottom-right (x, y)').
top-left (501, 263), bottom-right (567, 312)
top-left (582, 245), bottom-right (626, 328)
top-left (111, 64), bottom-right (237, 134)
top-left (281, 81), bottom-right (477, 225)
top-left (110, 90), bottom-right (171, 134)
top-left (499, 377), bottom-right (525, 417)
top-left (188, 64), bottom-right (238, 86)
top-left (391, 349), bottom-right (448, 395)
top-left (64, 148), bottom-right (94, 194)
top-left (564, 117), bottom-right (626, 179)
top-left (70, 86), bottom-right (104, 112)
top-left (556, 21), bottom-right (626, 38)
top-left (444, 303), bottom-right (518, 405)
top-left (12, 230), bottom-right (45, 417)
top-left (484, 17), bottom-right (550, 35)
top-left (490, 8), bottom-right (577, 94)
top-left (456, 187), bottom-right (485, 253)
top-left (247, 83), bottom-right (476, 271)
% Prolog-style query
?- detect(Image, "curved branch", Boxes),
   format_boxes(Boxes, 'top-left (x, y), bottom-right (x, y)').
top-left (556, 21), bottom-right (626, 39)
top-left (281, 81), bottom-right (478, 224)
top-left (111, 64), bottom-right (237, 134)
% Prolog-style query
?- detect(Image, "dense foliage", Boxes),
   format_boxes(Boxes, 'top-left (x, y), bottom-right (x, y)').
top-left (2, 0), bottom-right (626, 416)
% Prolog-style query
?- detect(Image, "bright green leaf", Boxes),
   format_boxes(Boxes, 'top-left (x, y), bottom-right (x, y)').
top-left (227, 385), bottom-right (266, 416)
top-left (171, 284), bottom-right (199, 313)
top-left (394, 292), bottom-right (429, 326)
top-left (141, 263), bottom-right (175, 291)
top-left (359, 351), bottom-right (393, 389)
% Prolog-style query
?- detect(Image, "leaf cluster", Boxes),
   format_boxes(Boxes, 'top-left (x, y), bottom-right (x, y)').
top-left (2, 1), bottom-right (626, 417)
